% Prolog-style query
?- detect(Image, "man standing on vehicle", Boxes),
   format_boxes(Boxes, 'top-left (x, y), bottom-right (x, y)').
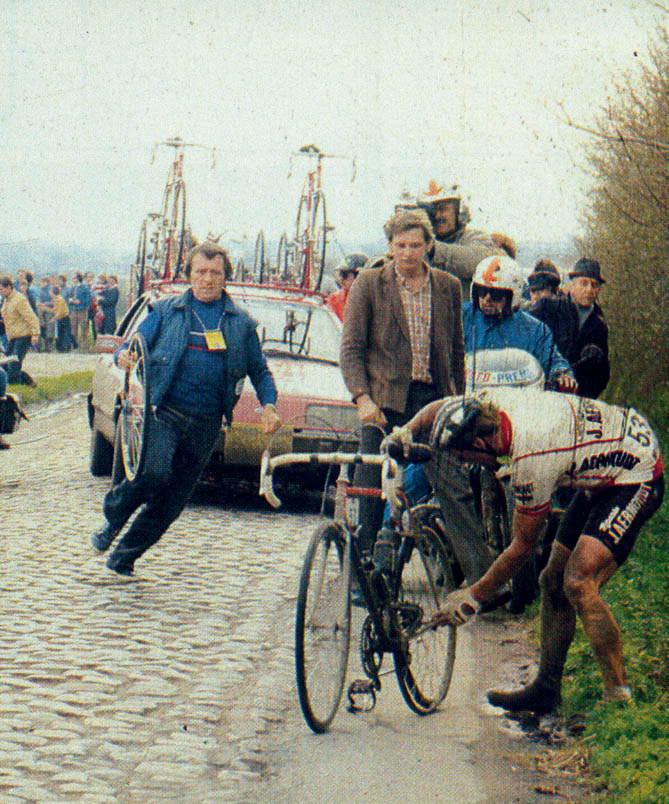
top-left (387, 390), bottom-right (664, 710)
top-left (340, 208), bottom-right (464, 556)
top-left (416, 181), bottom-right (502, 298)
top-left (91, 242), bottom-right (282, 577)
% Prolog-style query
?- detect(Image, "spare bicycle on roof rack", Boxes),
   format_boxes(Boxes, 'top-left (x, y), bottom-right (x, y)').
top-left (252, 145), bottom-right (356, 292)
top-left (129, 137), bottom-right (217, 302)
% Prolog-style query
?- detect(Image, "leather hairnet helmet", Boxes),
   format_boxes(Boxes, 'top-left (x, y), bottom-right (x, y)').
top-left (416, 181), bottom-right (471, 227)
top-left (430, 396), bottom-right (498, 452)
top-left (471, 255), bottom-right (524, 312)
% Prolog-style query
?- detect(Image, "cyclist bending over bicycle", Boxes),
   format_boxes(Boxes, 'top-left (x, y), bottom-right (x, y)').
top-left (384, 389), bottom-right (664, 713)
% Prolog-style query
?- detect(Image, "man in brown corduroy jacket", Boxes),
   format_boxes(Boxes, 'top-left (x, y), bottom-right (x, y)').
top-left (339, 208), bottom-right (465, 556)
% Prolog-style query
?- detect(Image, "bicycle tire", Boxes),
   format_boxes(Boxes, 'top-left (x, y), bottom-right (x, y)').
top-left (254, 230), bottom-right (266, 282)
top-left (295, 521), bottom-right (351, 733)
top-left (393, 527), bottom-right (457, 715)
top-left (131, 219), bottom-right (147, 299)
top-left (295, 195), bottom-right (310, 288)
top-left (170, 179), bottom-right (187, 279)
top-left (311, 191), bottom-right (328, 291)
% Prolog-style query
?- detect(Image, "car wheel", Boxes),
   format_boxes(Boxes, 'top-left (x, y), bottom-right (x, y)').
top-left (90, 426), bottom-right (113, 476)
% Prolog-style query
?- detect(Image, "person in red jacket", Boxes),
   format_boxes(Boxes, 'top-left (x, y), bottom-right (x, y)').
top-left (325, 253), bottom-right (367, 322)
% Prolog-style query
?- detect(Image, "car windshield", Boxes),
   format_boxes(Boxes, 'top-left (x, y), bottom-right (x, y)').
top-left (234, 296), bottom-right (341, 363)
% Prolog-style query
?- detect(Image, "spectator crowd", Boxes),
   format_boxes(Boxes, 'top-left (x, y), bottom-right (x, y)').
top-left (0, 270), bottom-right (120, 387)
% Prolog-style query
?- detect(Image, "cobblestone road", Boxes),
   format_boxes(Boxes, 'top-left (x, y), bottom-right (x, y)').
top-left (2, 397), bottom-right (319, 802)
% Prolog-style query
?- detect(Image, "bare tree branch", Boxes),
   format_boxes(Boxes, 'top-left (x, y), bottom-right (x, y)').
top-left (555, 101), bottom-right (669, 151)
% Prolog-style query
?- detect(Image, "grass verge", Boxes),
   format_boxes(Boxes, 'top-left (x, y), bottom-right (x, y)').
top-left (9, 371), bottom-right (94, 406)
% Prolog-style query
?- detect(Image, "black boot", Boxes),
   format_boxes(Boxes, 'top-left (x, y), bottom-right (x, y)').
top-left (487, 680), bottom-right (561, 714)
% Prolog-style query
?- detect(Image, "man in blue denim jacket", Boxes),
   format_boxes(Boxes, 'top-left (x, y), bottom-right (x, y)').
top-left (91, 242), bottom-right (281, 577)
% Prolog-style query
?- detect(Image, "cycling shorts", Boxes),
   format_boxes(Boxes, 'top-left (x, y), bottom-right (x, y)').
top-left (556, 474), bottom-right (664, 565)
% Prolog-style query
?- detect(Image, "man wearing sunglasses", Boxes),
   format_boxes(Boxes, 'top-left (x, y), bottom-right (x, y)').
top-left (465, 256), bottom-right (575, 390)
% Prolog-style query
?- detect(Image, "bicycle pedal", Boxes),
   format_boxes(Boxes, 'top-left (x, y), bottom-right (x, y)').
top-left (346, 679), bottom-right (377, 713)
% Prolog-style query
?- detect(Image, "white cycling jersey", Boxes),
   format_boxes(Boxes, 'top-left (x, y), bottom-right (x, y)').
top-left (477, 387), bottom-right (663, 514)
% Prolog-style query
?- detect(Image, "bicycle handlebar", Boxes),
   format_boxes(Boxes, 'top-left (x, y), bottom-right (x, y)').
top-left (288, 146), bottom-right (356, 181)
top-left (259, 449), bottom-right (399, 509)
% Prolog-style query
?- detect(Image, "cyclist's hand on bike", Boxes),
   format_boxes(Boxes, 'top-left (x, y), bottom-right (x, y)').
top-left (380, 425), bottom-right (413, 458)
top-left (437, 587), bottom-right (481, 626)
top-left (556, 374), bottom-right (578, 394)
top-left (356, 394), bottom-right (387, 426)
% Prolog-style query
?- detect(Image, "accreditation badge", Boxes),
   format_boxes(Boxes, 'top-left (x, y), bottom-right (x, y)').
top-left (204, 330), bottom-right (226, 350)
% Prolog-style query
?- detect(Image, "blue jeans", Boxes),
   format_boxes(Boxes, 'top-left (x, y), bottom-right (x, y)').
top-left (104, 406), bottom-right (222, 571)
top-left (382, 462), bottom-right (433, 525)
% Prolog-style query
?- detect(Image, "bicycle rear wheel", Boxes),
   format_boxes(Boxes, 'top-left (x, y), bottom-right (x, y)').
top-left (393, 528), bottom-right (457, 714)
top-left (295, 521), bottom-right (351, 733)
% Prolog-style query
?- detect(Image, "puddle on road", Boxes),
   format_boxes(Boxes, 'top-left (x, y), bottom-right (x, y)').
top-left (484, 700), bottom-right (587, 745)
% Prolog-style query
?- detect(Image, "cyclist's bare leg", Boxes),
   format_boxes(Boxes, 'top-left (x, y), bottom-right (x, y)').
top-left (562, 535), bottom-right (625, 694)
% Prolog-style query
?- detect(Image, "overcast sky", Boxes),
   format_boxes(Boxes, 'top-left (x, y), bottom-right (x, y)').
top-left (0, 0), bottom-right (663, 257)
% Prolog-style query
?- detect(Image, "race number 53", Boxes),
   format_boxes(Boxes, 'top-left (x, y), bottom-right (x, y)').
top-left (627, 414), bottom-right (651, 447)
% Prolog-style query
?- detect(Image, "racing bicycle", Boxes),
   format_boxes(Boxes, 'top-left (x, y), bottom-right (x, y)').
top-left (276, 144), bottom-right (356, 292)
top-left (259, 443), bottom-right (458, 733)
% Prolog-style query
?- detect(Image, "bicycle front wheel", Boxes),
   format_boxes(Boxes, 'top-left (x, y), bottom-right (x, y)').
top-left (394, 528), bottom-right (457, 714)
top-left (295, 521), bottom-right (351, 733)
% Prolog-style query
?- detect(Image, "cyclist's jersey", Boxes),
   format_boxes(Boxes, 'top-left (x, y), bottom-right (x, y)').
top-left (476, 387), bottom-right (663, 514)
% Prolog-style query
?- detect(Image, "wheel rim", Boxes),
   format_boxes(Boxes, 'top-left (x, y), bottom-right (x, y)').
top-left (120, 333), bottom-right (150, 482)
top-left (295, 524), bottom-right (351, 732)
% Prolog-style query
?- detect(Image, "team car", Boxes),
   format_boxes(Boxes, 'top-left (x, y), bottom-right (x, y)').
top-left (87, 281), bottom-right (360, 490)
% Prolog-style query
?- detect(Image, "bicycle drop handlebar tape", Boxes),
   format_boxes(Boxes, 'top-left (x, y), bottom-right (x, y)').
top-left (384, 441), bottom-right (433, 464)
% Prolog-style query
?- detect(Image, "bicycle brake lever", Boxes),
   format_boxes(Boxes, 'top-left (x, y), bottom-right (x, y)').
top-left (259, 450), bottom-right (282, 509)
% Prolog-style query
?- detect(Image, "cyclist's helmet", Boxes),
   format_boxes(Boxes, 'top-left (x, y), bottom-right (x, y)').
top-left (416, 180), bottom-right (471, 227)
top-left (471, 255), bottom-right (524, 312)
top-left (430, 396), bottom-right (499, 452)
top-left (334, 252), bottom-right (368, 279)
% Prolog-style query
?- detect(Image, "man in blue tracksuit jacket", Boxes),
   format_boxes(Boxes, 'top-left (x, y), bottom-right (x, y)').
top-left (91, 242), bottom-right (281, 577)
